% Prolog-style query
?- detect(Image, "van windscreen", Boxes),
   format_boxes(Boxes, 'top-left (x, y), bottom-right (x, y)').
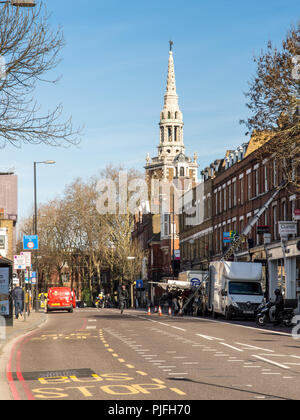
top-left (229, 282), bottom-right (262, 295)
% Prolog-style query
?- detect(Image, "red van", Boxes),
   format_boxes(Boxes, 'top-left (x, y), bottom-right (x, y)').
top-left (46, 287), bottom-right (75, 313)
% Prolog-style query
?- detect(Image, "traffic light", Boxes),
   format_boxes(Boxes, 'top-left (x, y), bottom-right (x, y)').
top-left (247, 238), bottom-right (254, 249)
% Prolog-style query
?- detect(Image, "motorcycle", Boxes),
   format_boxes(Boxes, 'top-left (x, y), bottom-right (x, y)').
top-left (256, 301), bottom-right (295, 327)
top-left (94, 297), bottom-right (104, 309)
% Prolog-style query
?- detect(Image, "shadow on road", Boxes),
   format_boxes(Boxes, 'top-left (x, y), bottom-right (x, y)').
top-left (169, 377), bottom-right (291, 400)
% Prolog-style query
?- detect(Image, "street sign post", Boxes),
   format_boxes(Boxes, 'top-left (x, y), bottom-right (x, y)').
top-left (23, 235), bottom-right (39, 251)
top-left (278, 221), bottom-right (298, 237)
top-left (20, 251), bottom-right (31, 267)
top-left (13, 255), bottom-right (26, 270)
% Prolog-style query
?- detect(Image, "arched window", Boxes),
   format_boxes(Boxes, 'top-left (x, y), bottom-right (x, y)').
top-left (161, 127), bottom-right (164, 143)
top-left (168, 127), bottom-right (172, 142)
top-left (180, 167), bottom-right (185, 177)
top-left (168, 111), bottom-right (171, 119)
top-left (175, 111), bottom-right (178, 119)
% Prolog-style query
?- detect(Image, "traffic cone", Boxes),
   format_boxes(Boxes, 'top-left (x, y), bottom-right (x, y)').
top-left (168, 306), bottom-right (172, 316)
top-left (158, 306), bottom-right (162, 316)
top-left (147, 305), bottom-right (151, 316)
top-left (154, 306), bottom-right (158, 313)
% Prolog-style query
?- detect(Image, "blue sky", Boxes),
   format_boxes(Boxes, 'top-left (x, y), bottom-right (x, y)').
top-left (1, 0), bottom-right (299, 220)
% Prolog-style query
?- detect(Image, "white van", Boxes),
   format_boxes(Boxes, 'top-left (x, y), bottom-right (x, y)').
top-left (208, 261), bottom-right (264, 320)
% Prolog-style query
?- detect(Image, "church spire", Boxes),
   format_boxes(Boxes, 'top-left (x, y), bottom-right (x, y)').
top-left (158, 42), bottom-right (185, 160)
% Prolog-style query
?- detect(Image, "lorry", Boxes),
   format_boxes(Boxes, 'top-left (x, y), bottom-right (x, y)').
top-left (208, 261), bottom-right (264, 320)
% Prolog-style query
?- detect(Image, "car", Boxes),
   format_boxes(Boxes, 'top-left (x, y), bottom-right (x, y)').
top-left (46, 287), bottom-right (75, 313)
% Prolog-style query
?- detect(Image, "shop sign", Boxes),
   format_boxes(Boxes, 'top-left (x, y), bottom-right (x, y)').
top-left (278, 221), bottom-right (298, 236)
top-left (294, 209), bottom-right (300, 221)
top-left (257, 225), bottom-right (270, 235)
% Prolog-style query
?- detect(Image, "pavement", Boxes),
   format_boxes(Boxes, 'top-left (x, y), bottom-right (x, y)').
top-left (0, 310), bottom-right (47, 355)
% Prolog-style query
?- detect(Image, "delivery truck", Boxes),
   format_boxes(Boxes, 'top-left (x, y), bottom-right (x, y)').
top-left (208, 261), bottom-right (264, 320)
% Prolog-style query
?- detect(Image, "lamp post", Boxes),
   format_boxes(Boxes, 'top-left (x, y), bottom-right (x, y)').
top-left (127, 256), bottom-right (136, 308)
top-left (33, 160), bottom-right (56, 310)
top-left (0, 1), bottom-right (36, 7)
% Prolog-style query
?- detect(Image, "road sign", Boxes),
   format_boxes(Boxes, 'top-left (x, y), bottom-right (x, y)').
top-left (190, 278), bottom-right (201, 287)
top-left (20, 251), bottom-right (31, 267)
top-left (23, 235), bottom-right (38, 251)
top-left (136, 279), bottom-right (143, 289)
top-left (278, 221), bottom-right (298, 236)
top-left (13, 255), bottom-right (26, 270)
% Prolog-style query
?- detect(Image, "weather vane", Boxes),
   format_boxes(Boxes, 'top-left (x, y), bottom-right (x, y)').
top-left (169, 40), bottom-right (174, 51)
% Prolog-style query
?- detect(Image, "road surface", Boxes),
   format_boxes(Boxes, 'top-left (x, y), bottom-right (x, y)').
top-left (1, 307), bottom-right (300, 401)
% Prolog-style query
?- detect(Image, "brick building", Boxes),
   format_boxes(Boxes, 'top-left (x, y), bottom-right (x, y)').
top-left (180, 133), bottom-right (300, 303)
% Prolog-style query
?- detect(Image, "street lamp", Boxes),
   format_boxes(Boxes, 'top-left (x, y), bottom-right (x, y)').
top-left (0, 0), bottom-right (36, 7)
top-left (127, 256), bottom-right (136, 308)
top-left (33, 160), bottom-right (56, 310)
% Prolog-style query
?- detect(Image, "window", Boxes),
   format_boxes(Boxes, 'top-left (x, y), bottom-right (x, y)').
top-left (168, 111), bottom-right (171, 119)
top-left (223, 188), bottom-right (227, 211)
top-left (163, 213), bottom-right (171, 236)
top-left (174, 126), bottom-right (178, 142)
top-left (175, 111), bottom-right (178, 119)
top-left (273, 206), bottom-right (277, 240)
top-left (161, 127), bottom-right (164, 143)
top-left (264, 165), bottom-right (268, 192)
top-left (240, 177), bottom-right (244, 204)
top-left (247, 173), bottom-right (252, 200)
top-left (228, 185), bottom-right (232, 209)
top-left (168, 127), bottom-right (172, 142)
top-left (273, 160), bottom-right (277, 187)
top-left (255, 169), bottom-right (259, 197)
top-left (281, 200), bottom-right (287, 221)
top-left (180, 167), bottom-right (185, 177)
top-left (233, 181), bottom-right (237, 207)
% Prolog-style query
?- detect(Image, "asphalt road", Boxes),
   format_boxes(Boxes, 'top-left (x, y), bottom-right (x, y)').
top-left (1, 307), bottom-right (300, 401)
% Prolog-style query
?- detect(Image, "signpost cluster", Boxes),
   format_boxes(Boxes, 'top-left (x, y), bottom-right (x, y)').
top-left (12, 235), bottom-right (39, 313)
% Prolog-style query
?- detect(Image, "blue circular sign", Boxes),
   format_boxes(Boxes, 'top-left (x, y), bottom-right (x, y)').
top-left (191, 278), bottom-right (201, 287)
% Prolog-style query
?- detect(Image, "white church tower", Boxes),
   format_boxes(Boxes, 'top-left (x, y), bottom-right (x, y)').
top-left (145, 42), bottom-right (198, 186)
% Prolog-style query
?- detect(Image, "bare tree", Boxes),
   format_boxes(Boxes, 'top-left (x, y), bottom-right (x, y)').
top-left (0, 1), bottom-right (81, 147)
top-left (241, 23), bottom-right (300, 190)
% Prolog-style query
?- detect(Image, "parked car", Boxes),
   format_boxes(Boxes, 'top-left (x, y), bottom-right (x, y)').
top-left (46, 287), bottom-right (75, 313)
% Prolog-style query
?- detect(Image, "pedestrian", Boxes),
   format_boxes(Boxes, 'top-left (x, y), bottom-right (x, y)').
top-left (272, 288), bottom-right (285, 326)
top-left (119, 285), bottom-right (129, 314)
top-left (172, 296), bottom-right (179, 316)
top-left (12, 284), bottom-right (24, 320)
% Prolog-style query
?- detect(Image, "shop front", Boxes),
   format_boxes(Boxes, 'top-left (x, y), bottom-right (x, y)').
top-left (267, 238), bottom-right (300, 312)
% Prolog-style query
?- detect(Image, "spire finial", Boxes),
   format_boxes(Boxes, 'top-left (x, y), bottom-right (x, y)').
top-left (169, 40), bottom-right (174, 52)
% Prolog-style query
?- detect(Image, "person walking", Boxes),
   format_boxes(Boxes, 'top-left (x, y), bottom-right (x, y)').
top-left (119, 285), bottom-right (129, 315)
top-left (12, 285), bottom-right (24, 320)
top-left (273, 288), bottom-right (285, 326)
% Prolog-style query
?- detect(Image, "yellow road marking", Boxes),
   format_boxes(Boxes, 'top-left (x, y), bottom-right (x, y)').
top-left (136, 371), bottom-right (148, 376)
top-left (112, 354), bottom-right (119, 357)
top-left (118, 358), bottom-right (125, 363)
top-left (152, 378), bottom-right (165, 384)
top-left (170, 388), bottom-right (186, 396)
top-left (125, 364), bottom-right (135, 369)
